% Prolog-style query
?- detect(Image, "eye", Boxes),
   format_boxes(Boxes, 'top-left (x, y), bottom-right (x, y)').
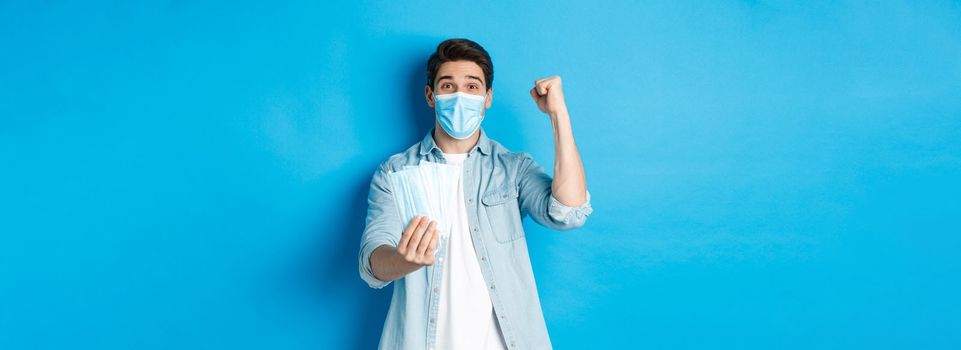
top-left (442, 83), bottom-right (453, 89)
top-left (468, 84), bottom-right (478, 90)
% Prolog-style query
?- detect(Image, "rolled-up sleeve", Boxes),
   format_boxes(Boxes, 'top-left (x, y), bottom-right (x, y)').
top-left (358, 163), bottom-right (402, 289)
top-left (516, 153), bottom-right (594, 231)
top-left (548, 189), bottom-right (593, 226)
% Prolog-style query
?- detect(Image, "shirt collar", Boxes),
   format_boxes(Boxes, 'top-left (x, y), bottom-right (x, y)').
top-left (418, 127), bottom-right (492, 156)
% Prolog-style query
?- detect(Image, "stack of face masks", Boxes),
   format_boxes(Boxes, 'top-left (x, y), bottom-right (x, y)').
top-left (387, 160), bottom-right (462, 251)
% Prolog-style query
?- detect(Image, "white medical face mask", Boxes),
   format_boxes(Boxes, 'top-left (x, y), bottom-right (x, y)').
top-left (434, 91), bottom-right (486, 140)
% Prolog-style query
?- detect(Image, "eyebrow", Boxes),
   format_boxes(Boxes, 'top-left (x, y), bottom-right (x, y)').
top-left (465, 75), bottom-right (483, 83)
top-left (436, 75), bottom-right (485, 85)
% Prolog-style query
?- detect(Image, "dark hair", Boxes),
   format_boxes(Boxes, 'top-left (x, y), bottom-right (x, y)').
top-left (426, 38), bottom-right (493, 91)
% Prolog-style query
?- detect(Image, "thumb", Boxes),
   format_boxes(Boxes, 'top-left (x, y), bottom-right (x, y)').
top-left (529, 87), bottom-right (540, 101)
top-left (536, 81), bottom-right (550, 96)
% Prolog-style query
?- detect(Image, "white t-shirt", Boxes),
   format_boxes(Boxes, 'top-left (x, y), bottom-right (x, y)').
top-left (435, 152), bottom-right (508, 350)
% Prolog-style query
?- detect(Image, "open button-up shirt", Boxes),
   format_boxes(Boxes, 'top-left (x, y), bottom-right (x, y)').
top-left (358, 127), bottom-right (594, 349)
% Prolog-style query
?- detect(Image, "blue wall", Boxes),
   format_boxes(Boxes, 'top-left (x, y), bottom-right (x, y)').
top-left (2, 1), bottom-right (960, 349)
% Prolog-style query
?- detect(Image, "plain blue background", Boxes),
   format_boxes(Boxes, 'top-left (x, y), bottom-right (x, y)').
top-left (2, 1), bottom-right (960, 349)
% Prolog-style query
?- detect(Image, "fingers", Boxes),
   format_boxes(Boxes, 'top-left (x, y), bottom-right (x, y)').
top-left (396, 216), bottom-right (441, 265)
top-left (533, 75), bottom-right (561, 96)
top-left (535, 76), bottom-right (554, 86)
top-left (416, 221), bottom-right (437, 257)
top-left (427, 226), bottom-right (439, 256)
top-left (405, 217), bottom-right (431, 260)
top-left (397, 215), bottom-right (424, 254)
top-left (421, 228), bottom-right (439, 265)
top-left (536, 81), bottom-right (548, 96)
top-left (529, 87), bottom-right (540, 101)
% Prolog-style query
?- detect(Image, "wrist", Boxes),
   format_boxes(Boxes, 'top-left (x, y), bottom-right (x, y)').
top-left (549, 110), bottom-right (571, 129)
top-left (548, 108), bottom-right (569, 121)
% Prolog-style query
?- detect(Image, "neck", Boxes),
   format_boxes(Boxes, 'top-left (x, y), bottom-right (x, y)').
top-left (433, 123), bottom-right (480, 154)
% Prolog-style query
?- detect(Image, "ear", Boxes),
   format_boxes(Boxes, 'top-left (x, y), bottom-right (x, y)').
top-left (485, 88), bottom-right (494, 109)
top-left (425, 85), bottom-right (435, 108)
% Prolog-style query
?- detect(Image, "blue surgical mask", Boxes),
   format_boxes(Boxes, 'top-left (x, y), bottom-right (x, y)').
top-left (388, 161), bottom-right (461, 244)
top-left (434, 91), bottom-right (486, 140)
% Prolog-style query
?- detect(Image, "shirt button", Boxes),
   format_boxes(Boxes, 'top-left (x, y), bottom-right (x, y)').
top-left (430, 318), bottom-right (435, 323)
top-left (480, 256), bottom-right (486, 261)
top-left (433, 287), bottom-right (439, 293)
top-left (472, 227), bottom-right (478, 232)
top-left (490, 285), bottom-right (495, 290)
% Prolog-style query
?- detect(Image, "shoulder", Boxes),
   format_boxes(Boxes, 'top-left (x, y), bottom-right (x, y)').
top-left (486, 137), bottom-right (536, 171)
top-left (378, 142), bottom-right (422, 173)
top-left (367, 141), bottom-right (422, 191)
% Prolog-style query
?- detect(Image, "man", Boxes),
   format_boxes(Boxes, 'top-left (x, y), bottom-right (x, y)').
top-left (358, 38), bottom-right (593, 350)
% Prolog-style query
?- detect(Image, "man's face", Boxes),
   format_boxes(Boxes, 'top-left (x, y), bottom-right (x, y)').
top-left (425, 60), bottom-right (493, 115)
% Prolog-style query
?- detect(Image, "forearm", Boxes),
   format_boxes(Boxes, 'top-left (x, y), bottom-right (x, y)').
top-left (549, 110), bottom-right (588, 206)
top-left (370, 244), bottom-right (422, 282)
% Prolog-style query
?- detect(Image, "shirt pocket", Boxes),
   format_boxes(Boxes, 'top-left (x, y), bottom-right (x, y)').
top-left (481, 186), bottom-right (525, 243)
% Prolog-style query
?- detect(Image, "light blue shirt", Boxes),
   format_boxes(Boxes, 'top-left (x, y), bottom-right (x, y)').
top-left (358, 127), bottom-right (594, 349)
